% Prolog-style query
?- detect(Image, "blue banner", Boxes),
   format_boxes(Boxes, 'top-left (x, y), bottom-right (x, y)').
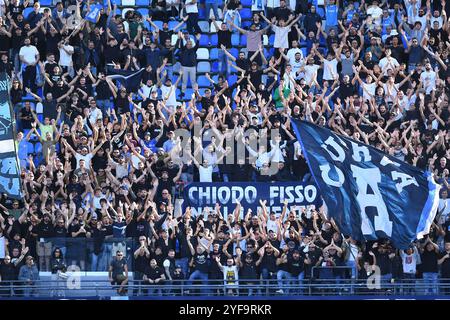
top-left (183, 182), bottom-right (322, 217)
top-left (0, 73), bottom-right (21, 198)
top-left (85, 4), bottom-right (103, 23)
top-left (291, 119), bottom-right (440, 249)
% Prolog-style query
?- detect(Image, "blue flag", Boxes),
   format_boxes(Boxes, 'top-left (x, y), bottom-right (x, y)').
top-left (0, 73), bottom-right (22, 199)
top-left (291, 119), bottom-right (440, 249)
top-left (85, 4), bottom-right (103, 23)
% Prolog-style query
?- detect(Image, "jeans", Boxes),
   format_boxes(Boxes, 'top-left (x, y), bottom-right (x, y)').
top-left (261, 268), bottom-right (276, 294)
top-left (133, 271), bottom-right (144, 296)
top-left (205, 2), bottom-right (220, 19)
top-left (217, 49), bottom-right (230, 76)
top-left (181, 66), bottom-right (197, 92)
top-left (276, 270), bottom-right (292, 294)
top-left (176, 257), bottom-right (189, 278)
top-left (422, 272), bottom-right (438, 295)
top-left (187, 270), bottom-right (209, 295)
top-left (402, 273), bottom-right (416, 294)
top-left (91, 252), bottom-right (104, 271)
top-left (346, 260), bottom-right (357, 279)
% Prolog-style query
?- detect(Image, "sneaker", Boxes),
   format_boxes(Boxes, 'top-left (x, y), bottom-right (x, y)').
top-left (276, 289), bottom-right (284, 294)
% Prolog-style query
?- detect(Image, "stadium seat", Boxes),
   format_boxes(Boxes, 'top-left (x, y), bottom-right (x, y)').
top-left (152, 20), bottom-right (163, 30)
top-left (26, 142), bottom-right (34, 155)
top-left (197, 76), bottom-right (210, 88)
top-left (40, 0), bottom-right (52, 6)
top-left (301, 47), bottom-right (308, 58)
top-left (143, 20), bottom-right (151, 31)
top-left (198, 8), bottom-right (206, 18)
top-left (23, 7), bottom-right (33, 20)
top-left (37, 114), bottom-right (43, 123)
top-left (231, 33), bottom-right (240, 46)
top-left (34, 143), bottom-right (42, 155)
top-left (210, 48), bottom-right (219, 60)
top-left (240, 8), bottom-right (252, 20)
top-left (211, 61), bottom-right (219, 73)
top-left (199, 20), bottom-right (210, 33)
top-left (136, 0), bottom-right (149, 5)
top-left (269, 34), bottom-right (275, 45)
top-left (198, 88), bottom-right (208, 96)
top-left (210, 34), bottom-right (218, 46)
top-left (180, 88), bottom-right (194, 100)
top-left (199, 34), bottom-right (210, 46)
top-left (228, 74), bottom-right (238, 86)
top-left (241, 0), bottom-right (252, 6)
top-left (196, 48), bottom-right (209, 60)
top-left (137, 8), bottom-right (148, 18)
top-left (122, 0), bottom-right (135, 5)
top-left (210, 21), bottom-right (222, 33)
top-left (197, 61), bottom-right (211, 73)
top-left (168, 20), bottom-right (179, 30)
top-left (229, 48), bottom-right (239, 59)
top-left (240, 34), bottom-right (247, 46)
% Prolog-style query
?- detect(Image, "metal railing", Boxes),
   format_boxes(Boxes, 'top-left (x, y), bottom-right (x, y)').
top-left (1, 276), bottom-right (449, 299)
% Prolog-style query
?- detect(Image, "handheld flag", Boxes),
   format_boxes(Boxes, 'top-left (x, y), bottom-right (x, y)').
top-left (106, 68), bottom-right (145, 93)
top-left (291, 119), bottom-right (440, 249)
top-left (0, 73), bottom-right (22, 199)
top-left (85, 4), bottom-right (104, 23)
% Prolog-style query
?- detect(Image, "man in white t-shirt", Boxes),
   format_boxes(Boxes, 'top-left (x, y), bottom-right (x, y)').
top-left (378, 49), bottom-right (400, 76)
top-left (58, 39), bottom-right (74, 77)
top-left (303, 56), bottom-right (320, 85)
top-left (159, 73), bottom-right (182, 109)
top-left (366, 0), bottom-right (383, 23)
top-left (19, 37), bottom-right (40, 92)
top-left (62, 139), bottom-right (106, 169)
top-left (315, 48), bottom-right (338, 81)
top-left (261, 12), bottom-right (301, 49)
top-left (400, 246), bottom-right (420, 293)
top-left (286, 40), bottom-right (303, 64)
top-left (419, 62), bottom-right (437, 94)
top-left (438, 189), bottom-right (450, 224)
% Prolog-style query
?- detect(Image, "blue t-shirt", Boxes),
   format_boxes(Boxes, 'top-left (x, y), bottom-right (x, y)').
top-left (140, 138), bottom-right (158, 153)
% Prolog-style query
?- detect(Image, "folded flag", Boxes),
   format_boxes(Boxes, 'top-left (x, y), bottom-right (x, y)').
top-left (291, 119), bottom-right (440, 249)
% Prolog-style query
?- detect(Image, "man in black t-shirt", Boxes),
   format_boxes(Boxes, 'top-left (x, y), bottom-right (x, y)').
top-left (143, 259), bottom-right (166, 296)
top-left (420, 237), bottom-right (440, 295)
top-left (212, 17), bottom-right (232, 77)
top-left (186, 236), bottom-right (211, 295)
top-left (108, 250), bottom-right (128, 295)
top-left (438, 242), bottom-right (450, 294)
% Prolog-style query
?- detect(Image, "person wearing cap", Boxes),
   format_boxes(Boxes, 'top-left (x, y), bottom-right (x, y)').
top-left (18, 255), bottom-right (40, 297)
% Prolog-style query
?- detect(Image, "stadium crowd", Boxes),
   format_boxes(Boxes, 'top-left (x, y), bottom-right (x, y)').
top-left (0, 0), bottom-right (449, 297)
